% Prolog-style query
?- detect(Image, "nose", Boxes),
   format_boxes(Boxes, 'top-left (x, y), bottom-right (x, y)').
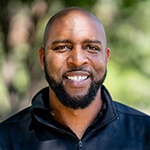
top-left (67, 45), bottom-right (88, 68)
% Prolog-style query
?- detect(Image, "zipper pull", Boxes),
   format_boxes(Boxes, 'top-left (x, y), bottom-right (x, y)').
top-left (79, 140), bottom-right (82, 150)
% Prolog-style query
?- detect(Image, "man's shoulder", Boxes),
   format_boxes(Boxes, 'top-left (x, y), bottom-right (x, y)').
top-left (114, 101), bottom-right (150, 119)
top-left (0, 106), bottom-right (32, 129)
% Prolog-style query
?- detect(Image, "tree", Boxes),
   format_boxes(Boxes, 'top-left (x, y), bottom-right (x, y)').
top-left (0, 0), bottom-right (150, 121)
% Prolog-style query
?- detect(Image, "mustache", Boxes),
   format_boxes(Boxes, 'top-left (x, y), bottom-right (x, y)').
top-left (43, 58), bottom-right (92, 78)
top-left (63, 67), bottom-right (92, 76)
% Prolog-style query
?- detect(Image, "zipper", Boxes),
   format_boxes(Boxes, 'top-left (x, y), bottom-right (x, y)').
top-left (79, 140), bottom-right (82, 150)
top-left (83, 115), bottom-right (119, 141)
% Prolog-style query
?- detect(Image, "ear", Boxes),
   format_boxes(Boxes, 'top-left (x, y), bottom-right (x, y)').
top-left (38, 47), bottom-right (45, 70)
top-left (105, 47), bottom-right (111, 64)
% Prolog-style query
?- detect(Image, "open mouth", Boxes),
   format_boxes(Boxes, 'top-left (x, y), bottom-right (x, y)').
top-left (64, 70), bottom-right (91, 82)
top-left (67, 76), bottom-right (88, 81)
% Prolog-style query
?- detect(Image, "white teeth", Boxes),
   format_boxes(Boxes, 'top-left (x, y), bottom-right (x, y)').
top-left (68, 76), bottom-right (87, 81)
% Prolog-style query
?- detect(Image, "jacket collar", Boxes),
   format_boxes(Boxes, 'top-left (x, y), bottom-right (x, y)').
top-left (30, 86), bottom-right (118, 140)
top-left (31, 87), bottom-right (50, 109)
top-left (30, 85), bottom-right (119, 128)
top-left (98, 86), bottom-right (119, 127)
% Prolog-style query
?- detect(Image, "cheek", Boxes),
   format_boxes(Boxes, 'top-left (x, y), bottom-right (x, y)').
top-left (45, 53), bottom-right (66, 77)
top-left (90, 55), bottom-right (107, 79)
top-left (91, 55), bottom-right (106, 71)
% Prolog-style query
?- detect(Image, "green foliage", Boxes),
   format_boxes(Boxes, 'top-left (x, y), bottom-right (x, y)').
top-left (0, 0), bottom-right (150, 121)
top-left (62, 0), bottom-right (97, 9)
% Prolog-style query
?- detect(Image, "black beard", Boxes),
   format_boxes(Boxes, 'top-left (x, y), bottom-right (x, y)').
top-left (44, 60), bottom-right (106, 110)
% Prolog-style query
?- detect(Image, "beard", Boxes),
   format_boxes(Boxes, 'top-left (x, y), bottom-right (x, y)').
top-left (44, 60), bottom-right (107, 110)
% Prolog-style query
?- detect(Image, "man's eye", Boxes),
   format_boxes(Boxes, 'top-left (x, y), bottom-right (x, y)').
top-left (84, 45), bottom-right (100, 51)
top-left (88, 46), bottom-right (97, 50)
top-left (54, 45), bottom-right (72, 51)
top-left (54, 46), bottom-right (66, 50)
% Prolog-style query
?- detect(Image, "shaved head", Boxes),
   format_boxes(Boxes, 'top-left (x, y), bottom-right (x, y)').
top-left (39, 7), bottom-right (110, 110)
top-left (43, 7), bottom-right (107, 48)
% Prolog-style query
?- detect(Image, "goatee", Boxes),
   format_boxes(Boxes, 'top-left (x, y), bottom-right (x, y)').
top-left (44, 60), bottom-right (107, 109)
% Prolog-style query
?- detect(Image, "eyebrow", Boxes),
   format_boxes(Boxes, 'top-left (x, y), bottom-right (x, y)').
top-left (52, 39), bottom-right (72, 45)
top-left (51, 39), bottom-right (102, 45)
top-left (83, 39), bottom-right (102, 44)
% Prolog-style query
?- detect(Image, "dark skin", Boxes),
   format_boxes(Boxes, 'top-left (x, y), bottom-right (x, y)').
top-left (38, 8), bottom-right (110, 139)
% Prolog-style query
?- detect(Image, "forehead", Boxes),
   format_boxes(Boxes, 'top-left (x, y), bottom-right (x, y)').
top-left (50, 10), bottom-right (103, 32)
top-left (44, 10), bottom-right (106, 46)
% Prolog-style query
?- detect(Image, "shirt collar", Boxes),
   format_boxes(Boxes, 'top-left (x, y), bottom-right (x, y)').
top-left (30, 85), bottom-right (119, 130)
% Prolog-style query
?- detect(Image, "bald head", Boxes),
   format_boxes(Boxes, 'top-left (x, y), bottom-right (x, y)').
top-left (43, 7), bottom-right (107, 48)
top-left (39, 7), bottom-right (110, 110)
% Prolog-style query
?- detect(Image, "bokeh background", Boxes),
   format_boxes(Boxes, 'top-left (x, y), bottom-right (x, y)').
top-left (0, 0), bottom-right (150, 121)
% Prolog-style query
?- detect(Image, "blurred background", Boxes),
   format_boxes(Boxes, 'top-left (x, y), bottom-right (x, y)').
top-left (0, 0), bottom-right (150, 121)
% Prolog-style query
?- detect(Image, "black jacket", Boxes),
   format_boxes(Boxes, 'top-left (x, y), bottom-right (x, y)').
top-left (0, 86), bottom-right (150, 150)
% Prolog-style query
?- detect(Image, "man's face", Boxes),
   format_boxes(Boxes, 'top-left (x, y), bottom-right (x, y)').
top-left (39, 11), bottom-right (110, 109)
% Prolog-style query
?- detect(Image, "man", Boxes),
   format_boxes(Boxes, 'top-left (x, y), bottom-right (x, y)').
top-left (0, 7), bottom-right (150, 150)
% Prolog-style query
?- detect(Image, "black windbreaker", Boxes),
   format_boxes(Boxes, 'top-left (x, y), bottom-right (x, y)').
top-left (0, 86), bottom-right (150, 150)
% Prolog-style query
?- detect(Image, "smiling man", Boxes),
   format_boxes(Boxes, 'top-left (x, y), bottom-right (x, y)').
top-left (39, 8), bottom-right (110, 111)
top-left (0, 7), bottom-right (150, 150)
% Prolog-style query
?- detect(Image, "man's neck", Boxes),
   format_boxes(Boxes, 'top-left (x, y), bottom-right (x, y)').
top-left (49, 89), bottom-right (103, 140)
